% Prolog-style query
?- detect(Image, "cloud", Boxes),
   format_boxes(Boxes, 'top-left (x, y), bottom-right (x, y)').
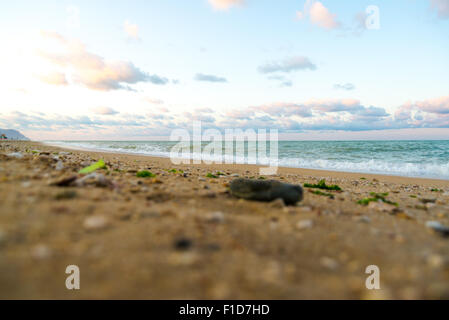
top-left (258, 56), bottom-right (317, 73)
top-left (3, 96), bottom-right (449, 139)
top-left (334, 83), bottom-right (355, 91)
top-left (124, 20), bottom-right (140, 40)
top-left (267, 75), bottom-right (293, 87)
top-left (144, 98), bottom-right (164, 105)
top-left (35, 72), bottom-right (68, 86)
top-left (208, 0), bottom-right (245, 11)
top-left (38, 31), bottom-right (168, 90)
top-left (194, 73), bottom-right (228, 83)
top-left (296, 0), bottom-right (341, 30)
top-left (90, 106), bottom-right (119, 115)
top-left (430, 0), bottom-right (449, 19)
top-left (251, 102), bottom-right (313, 118)
top-left (414, 95), bottom-right (449, 114)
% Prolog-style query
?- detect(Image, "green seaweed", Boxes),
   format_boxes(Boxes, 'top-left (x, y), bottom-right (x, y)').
top-left (258, 176), bottom-right (266, 180)
top-left (431, 188), bottom-right (443, 192)
top-left (168, 169), bottom-right (184, 174)
top-left (357, 192), bottom-right (398, 206)
top-left (304, 179), bottom-right (342, 191)
top-left (311, 190), bottom-right (334, 199)
top-left (206, 173), bottom-right (218, 178)
top-left (410, 195), bottom-right (417, 198)
top-left (360, 177), bottom-right (366, 180)
top-left (136, 170), bottom-right (156, 178)
top-left (79, 159), bottom-right (106, 174)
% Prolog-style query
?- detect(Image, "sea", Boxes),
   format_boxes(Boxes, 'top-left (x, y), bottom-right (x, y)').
top-left (46, 140), bottom-right (449, 180)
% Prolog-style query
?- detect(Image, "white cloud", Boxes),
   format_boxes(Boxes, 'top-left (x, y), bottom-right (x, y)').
top-left (297, 0), bottom-right (340, 30)
top-left (34, 72), bottom-right (68, 86)
top-left (90, 106), bottom-right (119, 115)
top-left (144, 98), bottom-right (164, 105)
top-left (124, 20), bottom-right (140, 40)
top-left (258, 56), bottom-right (316, 73)
top-left (208, 0), bottom-right (245, 11)
top-left (194, 73), bottom-right (228, 82)
top-left (334, 83), bottom-right (355, 91)
top-left (37, 31), bottom-right (168, 90)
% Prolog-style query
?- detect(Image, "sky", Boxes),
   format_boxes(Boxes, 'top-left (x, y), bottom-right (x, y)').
top-left (0, 0), bottom-right (448, 140)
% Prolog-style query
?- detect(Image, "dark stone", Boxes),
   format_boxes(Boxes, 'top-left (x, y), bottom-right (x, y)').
top-left (174, 238), bottom-right (193, 251)
top-left (230, 178), bottom-right (303, 205)
top-left (51, 175), bottom-right (77, 187)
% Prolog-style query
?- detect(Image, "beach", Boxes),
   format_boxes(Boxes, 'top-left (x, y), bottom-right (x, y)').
top-left (1, 140), bottom-right (449, 299)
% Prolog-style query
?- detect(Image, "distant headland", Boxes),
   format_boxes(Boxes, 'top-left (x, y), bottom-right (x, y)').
top-left (0, 129), bottom-right (29, 141)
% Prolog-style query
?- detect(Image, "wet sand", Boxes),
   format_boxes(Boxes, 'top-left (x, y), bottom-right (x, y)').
top-left (1, 141), bottom-right (449, 299)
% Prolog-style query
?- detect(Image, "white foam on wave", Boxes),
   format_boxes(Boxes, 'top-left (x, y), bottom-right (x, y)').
top-left (47, 141), bottom-right (449, 180)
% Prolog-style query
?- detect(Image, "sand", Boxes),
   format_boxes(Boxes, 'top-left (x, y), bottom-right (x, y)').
top-left (1, 141), bottom-right (449, 299)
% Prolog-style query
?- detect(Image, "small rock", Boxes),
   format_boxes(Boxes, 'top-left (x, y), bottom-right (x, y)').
top-left (425, 221), bottom-right (449, 237)
top-left (21, 181), bottom-right (31, 188)
top-left (230, 178), bottom-right (303, 205)
top-left (427, 254), bottom-right (445, 269)
top-left (55, 161), bottom-right (64, 171)
top-left (296, 219), bottom-right (314, 230)
top-left (354, 216), bottom-right (371, 223)
top-left (420, 197), bottom-right (437, 204)
top-left (31, 244), bottom-right (52, 259)
top-left (7, 152), bottom-right (23, 159)
top-left (270, 198), bottom-right (285, 208)
top-left (206, 211), bottom-right (225, 223)
top-left (50, 175), bottom-right (77, 187)
top-left (368, 201), bottom-right (397, 213)
top-left (83, 215), bottom-right (109, 231)
top-left (230, 173), bottom-right (240, 177)
top-left (320, 257), bottom-right (339, 270)
top-left (174, 238), bottom-right (193, 251)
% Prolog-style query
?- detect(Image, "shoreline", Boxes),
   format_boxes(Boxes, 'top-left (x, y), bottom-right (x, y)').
top-left (41, 141), bottom-right (449, 186)
top-left (1, 140), bottom-right (449, 299)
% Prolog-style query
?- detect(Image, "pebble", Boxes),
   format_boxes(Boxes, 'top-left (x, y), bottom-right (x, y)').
top-left (230, 178), bottom-right (303, 205)
top-left (7, 152), bottom-right (23, 159)
top-left (174, 238), bottom-right (193, 251)
top-left (427, 254), bottom-right (445, 269)
top-left (206, 211), bottom-right (225, 223)
top-left (51, 175), bottom-right (77, 187)
top-left (55, 161), bottom-right (64, 171)
top-left (270, 198), bottom-right (285, 208)
top-left (425, 221), bottom-right (449, 237)
top-left (320, 257), bottom-right (339, 270)
top-left (31, 244), bottom-right (52, 259)
top-left (368, 201), bottom-right (397, 213)
top-left (296, 219), bottom-right (314, 230)
top-left (420, 197), bottom-right (437, 204)
top-left (83, 215), bottom-right (109, 231)
top-left (354, 216), bottom-right (371, 223)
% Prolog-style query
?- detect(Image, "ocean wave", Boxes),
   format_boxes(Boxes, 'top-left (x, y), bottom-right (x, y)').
top-left (45, 140), bottom-right (449, 180)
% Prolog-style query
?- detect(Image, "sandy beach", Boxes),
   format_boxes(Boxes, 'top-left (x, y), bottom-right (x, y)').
top-left (1, 140), bottom-right (449, 299)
